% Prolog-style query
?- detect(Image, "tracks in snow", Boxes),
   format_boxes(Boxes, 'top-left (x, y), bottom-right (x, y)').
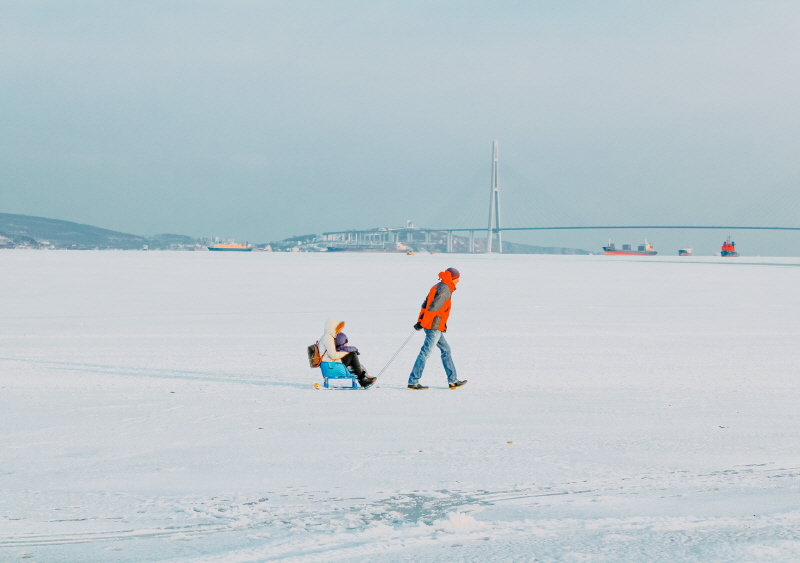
top-left (4, 463), bottom-right (800, 549)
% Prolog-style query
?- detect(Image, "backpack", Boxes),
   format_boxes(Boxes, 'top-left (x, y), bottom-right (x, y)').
top-left (307, 341), bottom-right (323, 368)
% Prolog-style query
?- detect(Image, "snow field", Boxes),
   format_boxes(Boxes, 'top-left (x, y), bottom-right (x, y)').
top-left (1, 251), bottom-right (799, 561)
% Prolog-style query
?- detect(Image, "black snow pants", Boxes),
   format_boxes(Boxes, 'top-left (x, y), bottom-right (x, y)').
top-left (341, 352), bottom-right (367, 377)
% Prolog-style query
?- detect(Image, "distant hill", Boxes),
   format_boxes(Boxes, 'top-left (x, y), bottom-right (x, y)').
top-left (0, 213), bottom-right (592, 254)
top-left (0, 213), bottom-right (196, 249)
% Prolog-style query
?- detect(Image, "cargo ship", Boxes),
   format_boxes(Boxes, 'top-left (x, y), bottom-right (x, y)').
top-left (678, 247), bottom-right (693, 256)
top-left (602, 239), bottom-right (657, 256)
top-left (208, 242), bottom-right (252, 251)
top-left (720, 237), bottom-right (738, 257)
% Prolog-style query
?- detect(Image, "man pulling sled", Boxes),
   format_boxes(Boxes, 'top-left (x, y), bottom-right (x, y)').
top-left (407, 267), bottom-right (467, 390)
top-left (308, 267), bottom-right (466, 390)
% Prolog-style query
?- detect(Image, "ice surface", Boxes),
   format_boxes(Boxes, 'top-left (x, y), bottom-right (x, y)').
top-left (1, 250), bottom-right (799, 562)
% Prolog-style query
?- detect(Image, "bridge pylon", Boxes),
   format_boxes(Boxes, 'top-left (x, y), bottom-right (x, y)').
top-left (487, 140), bottom-right (502, 253)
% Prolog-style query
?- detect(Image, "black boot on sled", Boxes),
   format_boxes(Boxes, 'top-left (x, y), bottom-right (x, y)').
top-left (358, 375), bottom-right (377, 388)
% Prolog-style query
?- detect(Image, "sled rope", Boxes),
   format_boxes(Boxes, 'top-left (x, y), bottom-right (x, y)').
top-left (376, 329), bottom-right (417, 378)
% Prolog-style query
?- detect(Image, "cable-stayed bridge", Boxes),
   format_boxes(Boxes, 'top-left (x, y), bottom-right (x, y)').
top-left (425, 141), bottom-right (800, 253)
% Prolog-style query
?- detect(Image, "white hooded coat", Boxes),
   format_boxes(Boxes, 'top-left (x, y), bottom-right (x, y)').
top-left (318, 318), bottom-right (347, 363)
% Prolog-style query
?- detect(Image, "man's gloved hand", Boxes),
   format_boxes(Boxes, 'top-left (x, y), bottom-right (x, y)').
top-left (414, 322), bottom-right (423, 331)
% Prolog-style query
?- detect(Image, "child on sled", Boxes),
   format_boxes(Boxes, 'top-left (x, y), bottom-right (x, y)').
top-left (318, 318), bottom-right (376, 388)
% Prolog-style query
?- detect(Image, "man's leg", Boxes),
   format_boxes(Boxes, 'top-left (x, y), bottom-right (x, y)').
top-left (436, 333), bottom-right (458, 385)
top-left (341, 352), bottom-right (365, 376)
top-left (408, 329), bottom-right (441, 385)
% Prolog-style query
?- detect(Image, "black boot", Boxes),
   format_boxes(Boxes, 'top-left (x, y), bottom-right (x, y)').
top-left (358, 375), bottom-right (377, 388)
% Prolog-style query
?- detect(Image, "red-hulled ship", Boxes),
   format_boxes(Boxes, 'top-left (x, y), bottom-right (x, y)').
top-left (602, 239), bottom-right (657, 256)
top-left (721, 237), bottom-right (739, 257)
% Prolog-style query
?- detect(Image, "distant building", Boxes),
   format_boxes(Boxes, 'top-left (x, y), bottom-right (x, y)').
top-left (272, 226), bottom-right (590, 255)
top-left (320, 227), bottom-right (487, 253)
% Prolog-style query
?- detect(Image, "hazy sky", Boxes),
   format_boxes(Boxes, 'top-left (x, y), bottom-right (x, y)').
top-left (3, 1), bottom-right (800, 253)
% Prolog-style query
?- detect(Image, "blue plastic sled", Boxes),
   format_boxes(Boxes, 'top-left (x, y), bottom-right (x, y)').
top-left (319, 361), bottom-right (363, 389)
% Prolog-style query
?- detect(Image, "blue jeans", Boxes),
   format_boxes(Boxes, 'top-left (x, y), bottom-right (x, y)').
top-left (408, 329), bottom-right (458, 385)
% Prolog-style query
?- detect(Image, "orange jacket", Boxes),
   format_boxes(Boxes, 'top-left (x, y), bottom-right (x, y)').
top-left (417, 270), bottom-right (457, 332)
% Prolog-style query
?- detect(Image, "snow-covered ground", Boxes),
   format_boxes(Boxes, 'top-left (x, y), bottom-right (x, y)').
top-left (1, 250), bottom-right (799, 562)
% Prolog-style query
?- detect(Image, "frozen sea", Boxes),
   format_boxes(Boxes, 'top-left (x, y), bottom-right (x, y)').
top-left (1, 250), bottom-right (800, 562)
